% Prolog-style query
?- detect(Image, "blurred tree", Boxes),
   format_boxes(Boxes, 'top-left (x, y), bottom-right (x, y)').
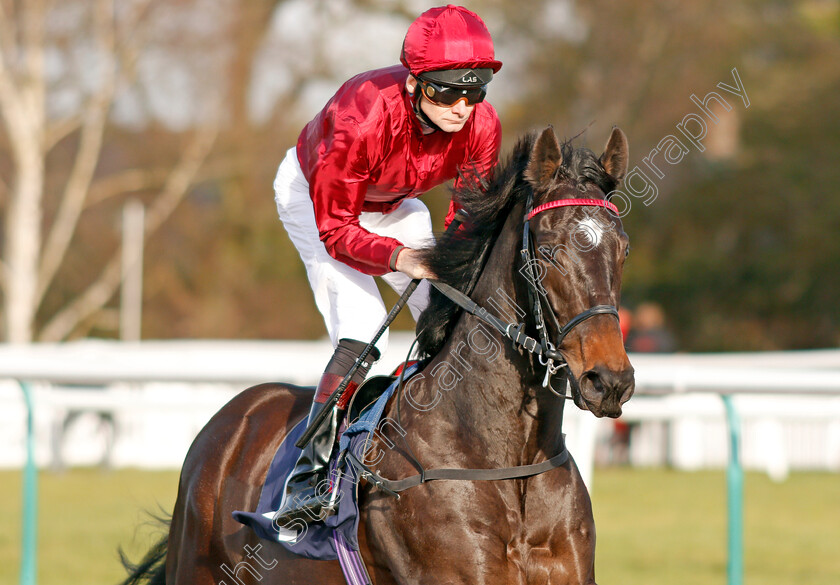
top-left (609, 0), bottom-right (840, 350)
top-left (493, 0), bottom-right (840, 350)
top-left (138, 0), bottom-right (427, 341)
top-left (0, 0), bottom-right (220, 342)
top-left (3, 0), bottom-right (837, 350)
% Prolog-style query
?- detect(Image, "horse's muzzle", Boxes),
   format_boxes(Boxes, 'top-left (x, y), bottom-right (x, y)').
top-left (573, 364), bottom-right (635, 418)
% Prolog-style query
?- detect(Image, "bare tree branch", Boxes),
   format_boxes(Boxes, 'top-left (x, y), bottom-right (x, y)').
top-left (88, 169), bottom-right (172, 206)
top-left (84, 157), bottom-right (240, 209)
top-left (22, 0), bottom-right (46, 114)
top-left (597, 17), bottom-right (671, 127)
top-left (142, 123), bottom-right (220, 234)
top-left (0, 0), bottom-right (47, 343)
top-left (36, 0), bottom-right (118, 305)
top-left (0, 9), bottom-right (37, 145)
top-left (44, 112), bottom-right (84, 151)
top-left (43, 1), bottom-right (154, 149)
top-left (0, 1), bottom-right (20, 64)
top-left (38, 120), bottom-right (220, 342)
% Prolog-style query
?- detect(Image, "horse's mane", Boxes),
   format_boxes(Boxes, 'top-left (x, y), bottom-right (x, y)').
top-left (415, 130), bottom-right (619, 359)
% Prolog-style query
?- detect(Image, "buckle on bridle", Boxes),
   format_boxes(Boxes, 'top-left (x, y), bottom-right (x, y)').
top-left (523, 337), bottom-right (538, 353)
top-left (347, 451), bottom-right (401, 499)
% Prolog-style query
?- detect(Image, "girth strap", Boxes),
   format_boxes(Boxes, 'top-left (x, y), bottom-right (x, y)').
top-left (345, 445), bottom-right (570, 497)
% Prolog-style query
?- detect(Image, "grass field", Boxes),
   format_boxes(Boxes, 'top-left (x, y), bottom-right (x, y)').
top-left (0, 467), bottom-right (837, 585)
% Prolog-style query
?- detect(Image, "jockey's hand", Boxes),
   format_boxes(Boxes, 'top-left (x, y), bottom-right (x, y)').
top-left (395, 247), bottom-right (437, 280)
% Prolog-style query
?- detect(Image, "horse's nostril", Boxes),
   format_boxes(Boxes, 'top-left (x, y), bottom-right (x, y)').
top-left (583, 367), bottom-right (633, 397)
top-left (582, 370), bottom-right (606, 396)
top-left (619, 370), bottom-right (636, 404)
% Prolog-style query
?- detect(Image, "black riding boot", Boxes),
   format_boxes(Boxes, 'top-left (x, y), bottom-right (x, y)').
top-left (273, 338), bottom-right (378, 525)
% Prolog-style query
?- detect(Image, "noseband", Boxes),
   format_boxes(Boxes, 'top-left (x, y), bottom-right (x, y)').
top-left (520, 193), bottom-right (621, 391)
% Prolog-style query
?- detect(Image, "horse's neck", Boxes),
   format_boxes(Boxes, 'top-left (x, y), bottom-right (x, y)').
top-left (416, 206), bottom-right (566, 466)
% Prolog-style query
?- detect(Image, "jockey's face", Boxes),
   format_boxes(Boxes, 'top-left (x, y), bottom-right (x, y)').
top-left (406, 76), bottom-right (475, 133)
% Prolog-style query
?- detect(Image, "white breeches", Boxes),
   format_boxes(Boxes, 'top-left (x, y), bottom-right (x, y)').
top-left (273, 147), bottom-right (433, 354)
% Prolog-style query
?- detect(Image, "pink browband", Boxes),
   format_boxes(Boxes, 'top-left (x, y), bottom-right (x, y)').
top-left (526, 198), bottom-right (619, 221)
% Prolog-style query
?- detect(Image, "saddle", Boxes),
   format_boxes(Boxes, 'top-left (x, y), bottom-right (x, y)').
top-left (233, 357), bottom-right (569, 566)
top-left (231, 363), bottom-right (421, 561)
top-left (345, 374), bottom-right (399, 424)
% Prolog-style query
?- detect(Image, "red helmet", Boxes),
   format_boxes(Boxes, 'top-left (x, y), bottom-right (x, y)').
top-left (401, 5), bottom-right (502, 83)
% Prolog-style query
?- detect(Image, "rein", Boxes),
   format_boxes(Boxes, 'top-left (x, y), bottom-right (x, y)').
top-left (349, 195), bottom-right (621, 498)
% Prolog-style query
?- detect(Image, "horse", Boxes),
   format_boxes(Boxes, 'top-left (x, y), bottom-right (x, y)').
top-left (120, 125), bottom-right (634, 585)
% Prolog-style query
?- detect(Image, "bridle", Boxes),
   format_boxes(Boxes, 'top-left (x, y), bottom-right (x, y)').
top-left (345, 192), bottom-right (626, 497)
top-left (429, 191), bottom-right (622, 396)
top-left (519, 192), bottom-right (621, 393)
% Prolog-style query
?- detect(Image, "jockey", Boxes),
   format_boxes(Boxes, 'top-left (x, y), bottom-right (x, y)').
top-left (272, 4), bottom-right (503, 524)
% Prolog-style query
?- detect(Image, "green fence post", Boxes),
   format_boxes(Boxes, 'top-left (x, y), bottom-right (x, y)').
top-left (19, 381), bottom-right (37, 585)
top-left (721, 394), bottom-right (743, 585)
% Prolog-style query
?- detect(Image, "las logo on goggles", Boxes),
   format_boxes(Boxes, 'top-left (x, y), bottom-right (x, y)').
top-left (417, 77), bottom-right (487, 107)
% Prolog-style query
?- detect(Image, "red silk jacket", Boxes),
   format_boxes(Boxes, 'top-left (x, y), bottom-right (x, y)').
top-left (296, 65), bottom-right (502, 276)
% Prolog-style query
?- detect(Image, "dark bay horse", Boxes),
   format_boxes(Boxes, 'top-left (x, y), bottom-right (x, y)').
top-left (121, 126), bottom-right (634, 585)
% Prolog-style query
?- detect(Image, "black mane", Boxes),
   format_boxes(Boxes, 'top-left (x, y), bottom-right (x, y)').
top-left (415, 131), bottom-right (619, 359)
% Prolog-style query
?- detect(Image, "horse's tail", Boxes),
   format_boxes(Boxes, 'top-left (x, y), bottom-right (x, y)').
top-left (117, 512), bottom-right (170, 585)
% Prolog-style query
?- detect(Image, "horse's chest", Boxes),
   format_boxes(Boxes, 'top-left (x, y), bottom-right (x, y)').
top-left (368, 482), bottom-right (588, 584)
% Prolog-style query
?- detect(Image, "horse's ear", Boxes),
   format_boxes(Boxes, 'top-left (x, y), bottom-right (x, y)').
top-left (599, 126), bottom-right (629, 181)
top-left (525, 126), bottom-right (563, 188)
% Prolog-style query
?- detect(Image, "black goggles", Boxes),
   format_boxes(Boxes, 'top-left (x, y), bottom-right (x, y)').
top-left (416, 77), bottom-right (487, 107)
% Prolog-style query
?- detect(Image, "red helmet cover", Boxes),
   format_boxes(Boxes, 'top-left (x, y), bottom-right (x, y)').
top-left (400, 5), bottom-right (502, 77)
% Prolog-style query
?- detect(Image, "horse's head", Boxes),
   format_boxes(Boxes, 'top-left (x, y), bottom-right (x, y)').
top-left (523, 126), bottom-right (635, 417)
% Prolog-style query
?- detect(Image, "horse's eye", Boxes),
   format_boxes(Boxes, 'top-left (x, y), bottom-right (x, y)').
top-left (624, 244), bottom-right (631, 258)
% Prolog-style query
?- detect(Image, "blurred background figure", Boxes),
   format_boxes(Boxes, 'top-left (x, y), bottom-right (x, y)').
top-left (626, 302), bottom-right (677, 354)
top-left (618, 306), bottom-right (633, 343)
top-left (604, 302), bottom-right (676, 465)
